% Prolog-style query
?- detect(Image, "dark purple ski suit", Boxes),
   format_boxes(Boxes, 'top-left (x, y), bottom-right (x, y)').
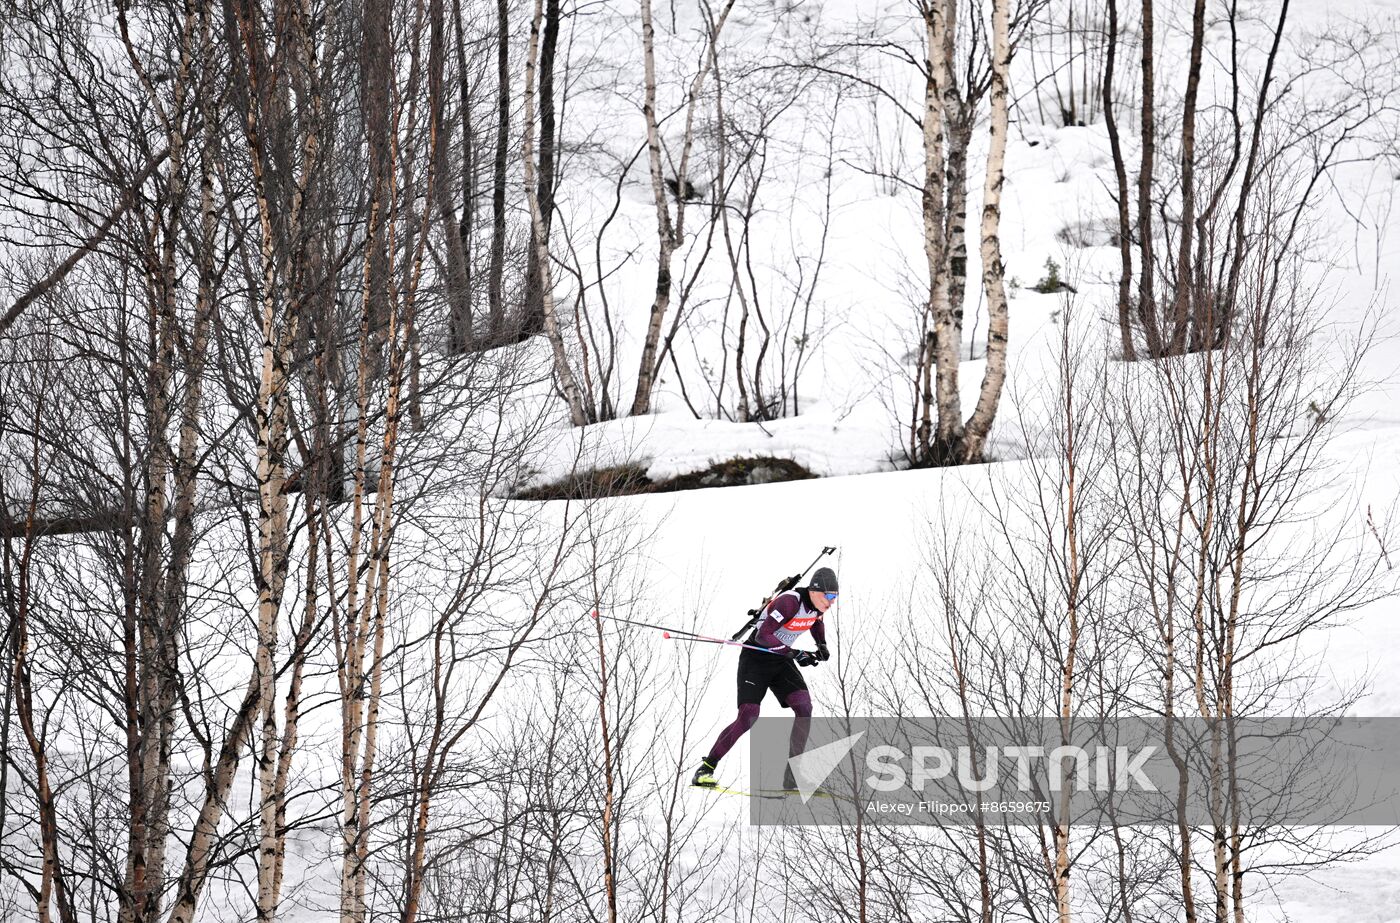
top-left (704, 589), bottom-right (825, 766)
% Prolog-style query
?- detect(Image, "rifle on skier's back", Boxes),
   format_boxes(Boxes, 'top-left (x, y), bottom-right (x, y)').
top-left (730, 546), bottom-right (836, 641)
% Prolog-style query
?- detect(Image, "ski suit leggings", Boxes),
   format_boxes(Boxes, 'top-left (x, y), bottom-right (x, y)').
top-left (707, 690), bottom-right (812, 763)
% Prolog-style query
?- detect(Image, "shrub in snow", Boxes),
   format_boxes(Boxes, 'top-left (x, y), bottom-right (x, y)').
top-left (1032, 258), bottom-right (1077, 294)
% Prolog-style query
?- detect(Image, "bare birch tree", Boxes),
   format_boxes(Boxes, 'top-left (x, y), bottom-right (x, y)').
top-left (902, 0), bottom-right (1041, 465)
top-left (627, 0), bottom-right (736, 417)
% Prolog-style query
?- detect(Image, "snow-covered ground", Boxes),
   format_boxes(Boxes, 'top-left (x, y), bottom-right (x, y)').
top-left (486, 0), bottom-right (1400, 917)
top-left (261, 0), bottom-right (1400, 909)
top-left (11, 0), bottom-right (1400, 918)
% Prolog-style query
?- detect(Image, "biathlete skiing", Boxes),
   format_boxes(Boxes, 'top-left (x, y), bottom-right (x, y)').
top-left (691, 565), bottom-right (839, 791)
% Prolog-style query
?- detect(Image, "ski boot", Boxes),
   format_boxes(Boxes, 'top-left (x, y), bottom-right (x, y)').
top-left (691, 758), bottom-right (719, 788)
top-left (782, 767), bottom-right (829, 797)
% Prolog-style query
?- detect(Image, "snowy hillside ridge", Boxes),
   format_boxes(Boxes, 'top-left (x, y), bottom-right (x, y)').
top-left (513, 0), bottom-right (1400, 486)
top-left (510, 115), bottom-right (1147, 492)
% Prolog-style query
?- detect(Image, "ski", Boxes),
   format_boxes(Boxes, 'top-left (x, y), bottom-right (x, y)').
top-left (691, 784), bottom-right (838, 800)
top-left (691, 785), bottom-right (782, 799)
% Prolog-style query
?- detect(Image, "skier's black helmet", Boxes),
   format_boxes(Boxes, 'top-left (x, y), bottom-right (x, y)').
top-left (808, 567), bottom-right (839, 594)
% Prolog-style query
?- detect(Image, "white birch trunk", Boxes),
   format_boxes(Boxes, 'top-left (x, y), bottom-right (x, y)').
top-left (522, 0), bottom-right (588, 425)
top-left (918, 0), bottom-right (954, 462)
top-left (962, 0), bottom-right (1011, 464)
top-left (117, 7), bottom-right (197, 919)
top-left (633, 0), bottom-right (735, 416)
top-left (628, 0), bottom-right (674, 416)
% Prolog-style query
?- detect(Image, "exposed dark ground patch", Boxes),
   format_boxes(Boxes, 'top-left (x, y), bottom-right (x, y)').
top-left (512, 456), bottom-right (816, 500)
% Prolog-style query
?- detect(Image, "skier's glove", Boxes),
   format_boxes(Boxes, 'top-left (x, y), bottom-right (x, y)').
top-left (792, 650), bottom-right (820, 668)
top-left (816, 643), bottom-right (831, 662)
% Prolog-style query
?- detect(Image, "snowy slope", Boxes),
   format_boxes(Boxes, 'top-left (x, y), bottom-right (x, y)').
top-left (112, 0), bottom-right (1400, 918)
top-left (492, 0), bottom-right (1400, 918)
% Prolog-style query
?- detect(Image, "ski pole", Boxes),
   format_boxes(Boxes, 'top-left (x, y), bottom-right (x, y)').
top-left (659, 631), bottom-right (778, 655)
top-left (590, 610), bottom-right (714, 639)
top-left (590, 611), bottom-right (779, 655)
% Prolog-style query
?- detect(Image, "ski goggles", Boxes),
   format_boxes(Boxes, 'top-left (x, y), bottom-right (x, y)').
top-left (821, 592), bottom-right (838, 601)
